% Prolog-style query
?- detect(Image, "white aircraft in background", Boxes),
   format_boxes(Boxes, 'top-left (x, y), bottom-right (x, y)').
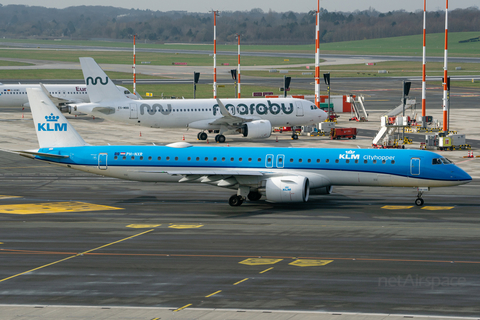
top-left (67, 57), bottom-right (327, 143)
top-left (0, 83), bottom-right (140, 109)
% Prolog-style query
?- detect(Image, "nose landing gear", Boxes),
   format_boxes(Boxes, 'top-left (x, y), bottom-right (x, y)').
top-left (415, 187), bottom-right (429, 206)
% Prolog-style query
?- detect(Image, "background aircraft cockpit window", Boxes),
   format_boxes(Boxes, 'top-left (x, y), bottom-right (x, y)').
top-left (432, 158), bottom-right (442, 165)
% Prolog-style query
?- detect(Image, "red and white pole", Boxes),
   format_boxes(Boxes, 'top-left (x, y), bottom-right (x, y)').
top-left (442, 0), bottom-right (448, 132)
top-left (314, 0), bottom-right (320, 107)
top-left (237, 34), bottom-right (241, 99)
top-left (133, 34), bottom-right (137, 96)
top-left (213, 11), bottom-right (218, 99)
top-left (421, 0), bottom-right (426, 118)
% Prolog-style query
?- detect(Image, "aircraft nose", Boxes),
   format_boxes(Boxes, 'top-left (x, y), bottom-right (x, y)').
top-left (455, 166), bottom-right (472, 182)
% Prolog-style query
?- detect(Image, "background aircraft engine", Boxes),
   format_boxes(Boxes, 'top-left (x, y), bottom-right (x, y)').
top-left (262, 176), bottom-right (310, 203)
top-left (241, 120), bottom-right (272, 139)
top-left (67, 104), bottom-right (84, 115)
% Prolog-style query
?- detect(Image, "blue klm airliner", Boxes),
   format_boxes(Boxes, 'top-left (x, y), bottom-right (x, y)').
top-left (14, 88), bottom-right (472, 207)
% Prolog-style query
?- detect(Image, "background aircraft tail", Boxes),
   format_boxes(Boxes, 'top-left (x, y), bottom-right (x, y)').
top-left (27, 88), bottom-right (87, 149)
top-left (80, 57), bottom-right (127, 103)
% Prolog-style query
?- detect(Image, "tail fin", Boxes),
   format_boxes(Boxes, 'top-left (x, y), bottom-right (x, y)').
top-left (80, 57), bottom-right (126, 103)
top-left (27, 88), bottom-right (87, 148)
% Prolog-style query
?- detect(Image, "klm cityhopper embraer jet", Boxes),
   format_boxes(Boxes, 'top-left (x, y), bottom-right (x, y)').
top-left (15, 88), bottom-right (471, 207)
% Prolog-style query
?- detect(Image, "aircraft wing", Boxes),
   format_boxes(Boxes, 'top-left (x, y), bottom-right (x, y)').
top-left (0, 148), bottom-right (70, 160)
top-left (39, 84), bottom-right (71, 106)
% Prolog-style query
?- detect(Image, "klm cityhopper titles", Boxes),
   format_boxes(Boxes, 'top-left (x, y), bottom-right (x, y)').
top-left (16, 88), bottom-right (472, 207)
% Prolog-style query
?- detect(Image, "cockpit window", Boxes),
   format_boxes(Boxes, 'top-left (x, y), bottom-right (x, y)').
top-left (441, 158), bottom-right (453, 164)
top-left (433, 158), bottom-right (453, 165)
top-left (124, 90), bottom-right (131, 94)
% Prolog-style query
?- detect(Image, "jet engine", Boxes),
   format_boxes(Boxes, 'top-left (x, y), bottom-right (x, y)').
top-left (310, 185), bottom-right (333, 195)
top-left (240, 120), bottom-right (272, 139)
top-left (260, 176), bottom-right (309, 203)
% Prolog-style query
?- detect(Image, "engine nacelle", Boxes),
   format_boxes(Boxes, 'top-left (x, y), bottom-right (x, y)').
top-left (241, 120), bottom-right (272, 139)
top-left (310, 185), bottom-right (333, 195)
top-left (66, 104), bottom-right (84, 115)
top-left (261, 176), bottom-right (309, 203)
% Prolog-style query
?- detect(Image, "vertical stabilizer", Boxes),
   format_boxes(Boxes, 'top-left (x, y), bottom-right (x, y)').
top-left (80, 57), bottom-right (126, 103)
top-left (27, 88), bottom-right (87, 148)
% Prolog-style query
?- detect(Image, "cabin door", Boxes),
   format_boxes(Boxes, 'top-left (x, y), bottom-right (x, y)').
top-left (98, 153), bottom-right (108, 170)
top-left (410, 158), bottom-right (420, 176)
top-left (295, 101), bottom-right (304, 117)
top-left (276, 154), bottom-right (285, 168)
top-left (129, 103), bottom-right (138, 119)
top-left (265, 154), bottom-right (274, 168)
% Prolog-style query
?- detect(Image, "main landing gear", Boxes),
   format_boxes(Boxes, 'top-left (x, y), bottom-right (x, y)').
top-left (229, 191), bottom-right (262, 206)
top-left (215, 134), bottom-right (226, 143)
top-left (197, 132), bottom-right (208, 140)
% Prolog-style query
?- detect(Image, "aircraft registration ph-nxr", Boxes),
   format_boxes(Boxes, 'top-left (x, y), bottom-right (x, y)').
top-left (8, 88), bottom-right (472, 207)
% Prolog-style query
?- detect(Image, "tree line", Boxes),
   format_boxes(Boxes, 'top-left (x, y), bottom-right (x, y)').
top-left (0, 4), bottom-right (479, 44)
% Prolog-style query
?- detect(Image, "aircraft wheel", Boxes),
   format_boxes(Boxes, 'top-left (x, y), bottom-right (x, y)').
top-left (200, 132), bottom-right (208, 140)
top-left (217, 135), bottom-right (226, 143)
top-left (229, 195), bottom-right (243, 206)
top-left (214, 135), bottom-right (219, 142)
top-left (247, 191), bottom-right (262, 201)
top-left (415, 198), bottom-right (424, 206)
top-left (292, 134), bottom-right (298, 140)
top-left (197, 132), bottom-right (201, 140)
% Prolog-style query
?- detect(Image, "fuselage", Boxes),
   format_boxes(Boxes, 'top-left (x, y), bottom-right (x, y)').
top-left (0, 84), bottom-right (137, 107)
top-left (77, 98), bottom-right (326, 129)
top-left (34, 145), bottom-right (472, 189)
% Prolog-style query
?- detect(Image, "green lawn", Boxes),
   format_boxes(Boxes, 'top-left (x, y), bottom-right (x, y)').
top-left (0, 49), bottom-right (311, 66)
top-left (1, 32), bottom-right (479, 57)
top-left (0, 60), bottom-right (32, 66)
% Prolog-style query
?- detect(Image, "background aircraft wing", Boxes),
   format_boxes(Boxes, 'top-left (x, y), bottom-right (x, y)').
top-left (209, 98), bottom-right (253, 125)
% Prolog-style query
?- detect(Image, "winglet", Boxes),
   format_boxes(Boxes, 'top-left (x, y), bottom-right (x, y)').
top-left (27, 88), bottom-right (87, 149)
top-left (215, 98), bottom-right (233, 117)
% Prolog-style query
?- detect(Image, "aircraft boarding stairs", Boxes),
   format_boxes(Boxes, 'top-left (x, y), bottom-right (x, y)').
top-left (372, 125), bottom-right (397, 146)
top-left (348, 95), bottom-right (368, 121)
top-left (386, 98), bottom-right (416, 117)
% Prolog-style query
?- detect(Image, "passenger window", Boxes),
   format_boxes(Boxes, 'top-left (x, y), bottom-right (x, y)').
top-left (335, 159), bottom-right (339, 163)
top-left (355, 159), bottom-right (358, 163)
top-left (382, 160), bottom-right (386, 164)
top-left (131, 156), bottom-right (135, 160)
top-left (222, 157), bottom-right (225, 161)
top-left (239, 158), bottom-right (242, 162)
top-left (140, 156), bottom-right (144, 160)
top-left (158, 156), bottom-right (161, 160)
top-left (187, 157), bottom-right (191, 161)
top-left (278, 158), bottom-right (283, 163)
top-left (213, 157), bottom-right (217, 161)
top-left (316, 159), bottom-right (320, 163)
top-left (373, 160), bottom-right (377, 164)
top-left (308, 159), bottom-right (311, 163)
top-left (258, 158), bottom-right (261, 162)
top-left (114, 156), bottom-right (118, 160)
top-left (148, 156), bottom-right (152, 160)
top-left (166, 157), bottom-right (170, 161)
top-left (346, 160), bottom-right (349, 163)
top-left (205, 157), bottom-right (208, 161)
top-left (299, 159), bottom-right (302, 163)
top-left (364, 160), bottom-right (368, 164)
top-left (175, 157), bottom-right (178, 161)
top-left (231, 157), bottom-right (234, 161)
top-left (248, 158), bottom-right (252, 162)
top-left (122, 156), bottom-right (126, 160)
top-left (196, 157), bottom-right (200, 161)
top-left (391, 160), bottom-right (395, 164)
top-left (326, 159), bottom-right (329, 163)
top-left (290, 158), bottom-right (293, 163)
